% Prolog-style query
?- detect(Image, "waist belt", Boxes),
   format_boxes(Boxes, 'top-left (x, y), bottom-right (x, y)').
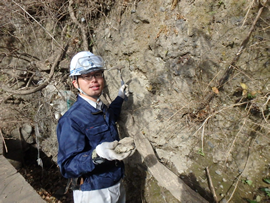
top-left (64, 160), bottom-right (122, 193)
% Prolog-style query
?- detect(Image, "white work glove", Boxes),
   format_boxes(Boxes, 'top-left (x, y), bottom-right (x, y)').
top-left (118, 84), bottom-right (129, 99)
top-left (96, 141), bottom-right (131, 161)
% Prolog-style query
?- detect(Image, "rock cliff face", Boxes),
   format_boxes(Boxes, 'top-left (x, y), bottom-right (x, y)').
top-left (93, 1), bottom-right (270, 201)
top-left (1, 0), bottom-right (270, 202)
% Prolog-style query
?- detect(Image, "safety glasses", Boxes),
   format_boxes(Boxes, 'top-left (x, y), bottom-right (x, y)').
top-left (79, 71), bottom-right (104, 81)
top-left (75, 55), bottom-right (104, 72)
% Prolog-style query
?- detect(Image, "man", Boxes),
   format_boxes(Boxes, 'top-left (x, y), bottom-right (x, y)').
top-left (57, 51), bottom-right (131, 203)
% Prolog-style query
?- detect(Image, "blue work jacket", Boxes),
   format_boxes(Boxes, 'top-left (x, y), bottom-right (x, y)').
top-left (57, 96), bottom-right (124, 191)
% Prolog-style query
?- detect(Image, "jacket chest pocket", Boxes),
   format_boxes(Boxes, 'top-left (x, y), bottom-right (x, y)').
top-left (85, 124), bottom-right (109, 145)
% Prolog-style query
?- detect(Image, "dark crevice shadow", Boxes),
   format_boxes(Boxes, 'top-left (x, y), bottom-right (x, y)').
top-left (179, 172), bottom-right (215, 203)
top-left (124, 151), bottom-right (147, 203)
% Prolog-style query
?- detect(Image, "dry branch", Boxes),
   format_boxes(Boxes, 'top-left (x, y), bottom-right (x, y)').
top-left (226, 135), bottom-right (255, 203)
top-left (171, 0), bottom-right (178, 10)
top-left (0, 128), bottom-right (8, 153)
top-left (68, 0), bottom-right (89, 51)
top-left (1, 44), bottom-right (67, 95)
top-left (12, 0), bottom-right (63, 49)
top-left (195, 6), bottom-right (265, 113)
top-left (225, 118), bottom-right (247, 163)
top-left (205, 167), bottom-right (218, 203)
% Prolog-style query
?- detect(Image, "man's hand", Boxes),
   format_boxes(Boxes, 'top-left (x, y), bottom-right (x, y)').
top-left (96, 141), bottom-right (131, 161)
top-left (118, 84), bottom-right (129, 100)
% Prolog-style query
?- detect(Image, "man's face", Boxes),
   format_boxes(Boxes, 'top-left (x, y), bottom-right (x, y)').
top-left (73, 71), bottom-right (104, 101)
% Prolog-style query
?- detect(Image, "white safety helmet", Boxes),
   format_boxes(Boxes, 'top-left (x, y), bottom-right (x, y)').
top-left (70, 51), bottom-right (105, 77)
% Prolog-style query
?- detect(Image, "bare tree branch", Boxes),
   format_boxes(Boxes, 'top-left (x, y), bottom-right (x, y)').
top-left (195, 5), bottom-right (265, 113)
top-left (68, 0), bottom-right (89, 51)
top-left (205, 167), bottom-right (218, 203)
top-left (1, 44), bottom-right (68, 95)
top-left (11, 0), bottom-right (64, 50)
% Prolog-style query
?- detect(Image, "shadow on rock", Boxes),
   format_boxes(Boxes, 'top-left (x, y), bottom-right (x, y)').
top-left (180, 172), bottom-right (215, 203)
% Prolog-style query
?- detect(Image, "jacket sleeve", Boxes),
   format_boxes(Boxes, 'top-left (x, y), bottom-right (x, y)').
top-left (109, 96), bottom-right (124, 121)
top-left (57, 116), bottom-right (95, 178)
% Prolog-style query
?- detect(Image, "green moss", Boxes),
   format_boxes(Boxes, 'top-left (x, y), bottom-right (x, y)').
top-left (144, 175), bottom-right (180, 203)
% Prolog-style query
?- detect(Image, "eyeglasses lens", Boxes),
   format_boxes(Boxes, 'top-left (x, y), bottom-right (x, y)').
top-left (81, 72), bottom-right (103, 81)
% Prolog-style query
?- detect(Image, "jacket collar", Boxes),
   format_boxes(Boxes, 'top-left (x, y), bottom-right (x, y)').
top-left (78, 94), bottom-right (103, 110)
